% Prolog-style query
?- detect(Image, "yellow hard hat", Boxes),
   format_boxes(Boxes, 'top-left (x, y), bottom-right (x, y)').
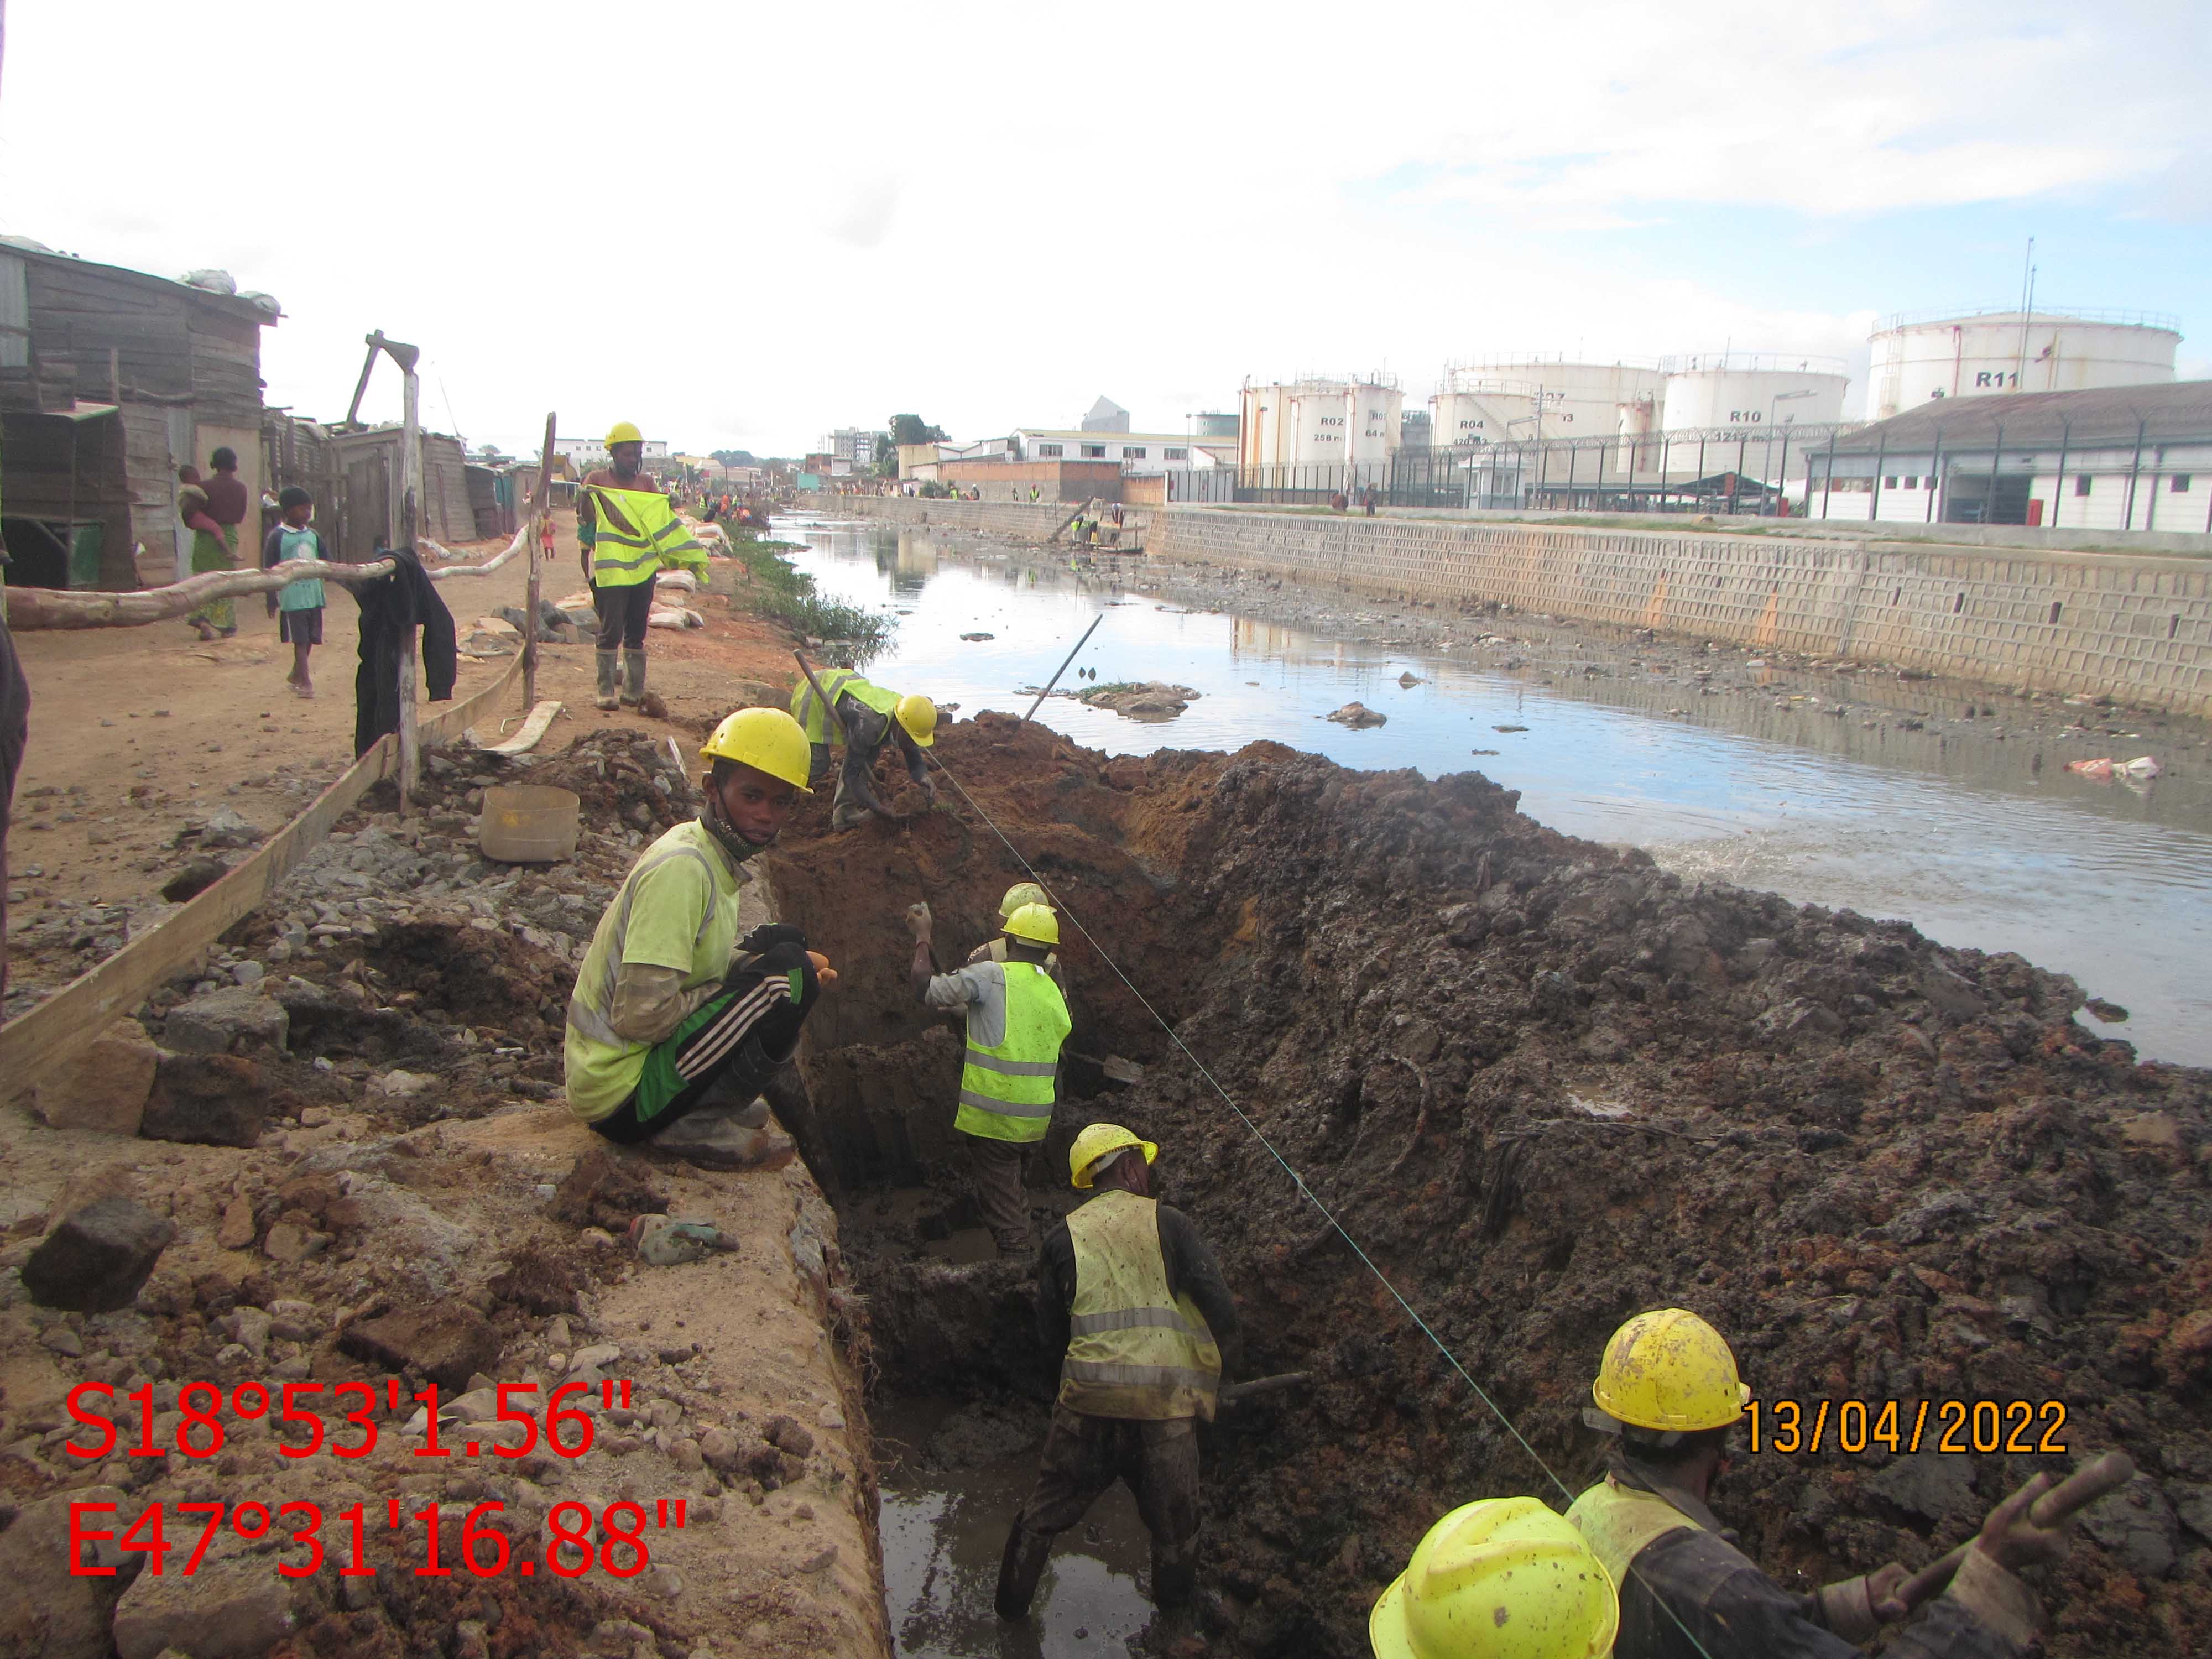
top-left (1590, 1308), bottom-right (1748, 1434)
top-left (1003, 902), bottom-right (1058, 946)
top-left (606, 420), bottom-right (644, 447)
top-left (1369, 1498), bottom-right (1617, 1659)
top-left (999, 881), bottom-right (1050, 920)
top-left (1069, 1123), bottom-right (1157, 1190)
top-left (701, 707), bottom-right (812, 792)
top-left (895, 693), bottom-right (937, 748)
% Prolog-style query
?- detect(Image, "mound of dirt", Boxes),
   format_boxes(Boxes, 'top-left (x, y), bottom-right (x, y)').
top-left (769, 712), bottom-right (2212, 1658)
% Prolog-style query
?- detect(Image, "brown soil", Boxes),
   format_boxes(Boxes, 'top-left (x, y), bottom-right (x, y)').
top-left (766, 712), bottom-right (2212, 1658)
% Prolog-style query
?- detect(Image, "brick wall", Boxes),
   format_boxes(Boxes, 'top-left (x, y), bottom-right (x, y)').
top-left (1147, 508), bottom-right (2212, 716)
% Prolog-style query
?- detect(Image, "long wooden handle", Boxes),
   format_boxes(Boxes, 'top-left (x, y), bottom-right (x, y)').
top-left (1898, 1451), bottom-right (2135, 1609)
top-left (794, 650), bottom-right (851, 743)
top-left (1218, 1371), bottom-right (1311, 1406)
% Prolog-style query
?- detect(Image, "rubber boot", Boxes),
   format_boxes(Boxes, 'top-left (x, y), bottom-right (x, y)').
top-left (1151, 1536), bottom-right (1198, 1610)
top-left (994, 1525), bottom-right (1052, 1620)
top-left (620, 651), bottom-right (646, 707)
top-left (594, 650), bottom-right (619, 710)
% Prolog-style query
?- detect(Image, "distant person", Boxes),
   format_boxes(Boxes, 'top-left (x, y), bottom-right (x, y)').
top-left (261, 486), bottom-right (329, 698)
top-left (1029, 484), bottom-right (1040, 502)
top-left (1364, 486), bottom-right (1378, 516)
top-left (201, 445), bottom-right (251, 616)
top-left (176, 465), bottom-right (236, 640)
top-left (538, 503), bottom-right (557, 564)
top-left (0, 587), bottom-right (27, 1007)
top-left (1330, 489), bottom-right (1348, 513)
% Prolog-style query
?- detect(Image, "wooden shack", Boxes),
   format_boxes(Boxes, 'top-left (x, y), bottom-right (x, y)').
top-left (0, 242), bottom-right (278, 587)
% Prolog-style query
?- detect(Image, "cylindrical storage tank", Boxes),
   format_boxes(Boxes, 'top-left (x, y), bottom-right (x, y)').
top-left (1240, 376), bottom-right (1402, 467)
top-left (1440, 357), bottom-right (1666, 442)
top-left (1431, 383), bottom-right (1538, 446)
top-left (1867, 309), bottom-right (2180, 419)
top-left (1660, 353), bottom-right (1851, 432)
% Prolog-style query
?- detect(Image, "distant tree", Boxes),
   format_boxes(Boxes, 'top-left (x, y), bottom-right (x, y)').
top-left (710, 448), bottom-right (757, 468)
top-left (888, 414), bottom-right (947, 447)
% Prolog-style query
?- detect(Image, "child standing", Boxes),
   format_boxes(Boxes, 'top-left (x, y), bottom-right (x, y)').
top-left (262, 487), bottom-right (328, 698)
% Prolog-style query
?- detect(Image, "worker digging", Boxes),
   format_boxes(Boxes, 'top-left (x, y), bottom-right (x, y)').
top-left (789, 661), bottom-right (940, 830)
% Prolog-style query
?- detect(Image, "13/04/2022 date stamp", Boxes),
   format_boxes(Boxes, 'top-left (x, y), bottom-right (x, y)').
top-left (70, 1498), bottom-right (687, 1579)
top-left (1747, 1397), bottom-right (2068, 1456)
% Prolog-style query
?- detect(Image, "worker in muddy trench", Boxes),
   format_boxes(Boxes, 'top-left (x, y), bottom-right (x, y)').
top-left (968, 881), bottom-right (1066, 990)
top-left (790, 664), bottom-right (938, 831)
top-left (994, 1123), bottom-right (1239, 1622)
top-left (561, 708), bottom-right (825, 1165)
top-left (1567, 1308), bottom-right (2074, 1659)
top-left (578, 420), bottom-right (707, 712)
top-left (909, 898), bottom-right (1070, 1254)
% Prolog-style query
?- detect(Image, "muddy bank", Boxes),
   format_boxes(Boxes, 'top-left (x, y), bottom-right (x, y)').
top-left (1, 729), bottom-right (886, 1659)
top-left (768, 713), bottom-right (2211, 1657)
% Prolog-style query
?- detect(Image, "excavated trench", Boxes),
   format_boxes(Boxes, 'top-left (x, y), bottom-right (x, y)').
top-left (765, 712), bottom-right (2212, 1658)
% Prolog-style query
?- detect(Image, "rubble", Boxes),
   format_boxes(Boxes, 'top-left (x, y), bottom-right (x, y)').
top-left (22, 1198), bottom-right (176, 1312)
top-left (1078, 680), bottom-right (1198, 721)
top-left (29, 1016), bottom-right (159, 1135)
top-left (139, 1052), bottom-right (271, 1146)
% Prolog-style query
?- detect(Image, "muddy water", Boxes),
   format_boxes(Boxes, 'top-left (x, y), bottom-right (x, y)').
top-left (875, 1397), bottom-right (1160, 1657)
top-left (787, 515), bottom-right (2212, 1065)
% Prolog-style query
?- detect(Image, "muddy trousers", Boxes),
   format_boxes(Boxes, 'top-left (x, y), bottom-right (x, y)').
top-left (963, 1132), bottom-right (1032, 1252)
top-left (588, 944), bottom-right (817, 1144)
top-left (997, 1406), bottom-right (1201, 1619)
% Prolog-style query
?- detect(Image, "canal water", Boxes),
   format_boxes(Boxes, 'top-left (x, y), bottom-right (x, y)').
top-left (788, 515), bottom-right (2211, 1071)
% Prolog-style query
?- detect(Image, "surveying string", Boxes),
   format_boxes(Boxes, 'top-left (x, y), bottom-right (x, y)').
top-left (927, 745), bottom-right (1727, 1658)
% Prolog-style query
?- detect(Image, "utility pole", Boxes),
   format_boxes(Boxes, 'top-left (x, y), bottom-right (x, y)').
top-left (2014, 237), bottom-right (2036, 394)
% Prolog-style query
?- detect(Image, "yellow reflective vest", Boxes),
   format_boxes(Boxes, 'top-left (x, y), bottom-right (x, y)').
top-left (584, 485), bottom-right (707, 589)
top-left (1060, 1188), bottom-right (1222, 1421)
top-left (789, 667), bottom-right (901, 745)
top-left (1565, 1475), bottom-right (1702, 1592)
top-left (953, 960), bottom-right (1068, 1143)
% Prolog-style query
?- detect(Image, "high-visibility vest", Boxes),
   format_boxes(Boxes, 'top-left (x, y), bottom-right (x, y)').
top-left (1565, 1476), bottom-right (1702, 1593)
top-left (1059, 1188), bottom-right (1222, 1421)
top-left (585, 485), bottom-right (707, 589)
top-left (953, 961), bottom-right (1068, 1144)
top-left (565, 821), bottom-right (737, 1058)
top-left (789, 667), bottom-right (901, 746)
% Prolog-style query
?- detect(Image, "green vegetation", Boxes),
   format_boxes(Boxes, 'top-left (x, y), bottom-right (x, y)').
top-left (724, 537), bottom-right (894, 663)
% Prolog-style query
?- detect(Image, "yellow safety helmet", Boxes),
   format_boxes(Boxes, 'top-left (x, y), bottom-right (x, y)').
top-left (895, 693), bottom-right (938, 748)
top-left (1590, 1308), bottom-right (1748, 1434)
top-left (1068, 1123), bottom-right (1158, 1190)
top-left (1003, 902), bottom-right (1058, 946)
top-left (1369, 1497), bottom-right (1617, 1659)
top-left (701, 707), bottom-right (812, 792)
top-left (606, 420), bottom-right (644, 447)
top-left (999, 881), bottom-right (1050, 920)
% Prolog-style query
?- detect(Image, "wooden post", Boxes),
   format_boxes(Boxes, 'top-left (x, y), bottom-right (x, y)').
top-left (526, 413), bottom-right (556, 709)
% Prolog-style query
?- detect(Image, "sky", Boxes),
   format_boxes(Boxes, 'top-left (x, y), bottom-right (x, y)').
top-left (3, 1), bottom-right (2206, 457)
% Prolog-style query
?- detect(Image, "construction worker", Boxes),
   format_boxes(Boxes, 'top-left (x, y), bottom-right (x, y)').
top-left (790, 666), bottom-right (938, 831)
top-left (1568, 1308), bottom-right (2069, 1659)
top-left (563, 708), bottom-right (824, 1166)
top-left (579, 421), bottom-right (707, 711)
top-left (1369, 1496), bottom-right (1618, 1658)
top-left (967, 880), bottom-right (1065, 990)
top-left (995, 1123), bottom-right (1237, 1621)
top-left (907, 898), bottom-right (1068, 1254)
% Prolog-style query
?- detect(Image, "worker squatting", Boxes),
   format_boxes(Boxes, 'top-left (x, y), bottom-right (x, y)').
top-left (559, 693), bottom-right (2089, 1658)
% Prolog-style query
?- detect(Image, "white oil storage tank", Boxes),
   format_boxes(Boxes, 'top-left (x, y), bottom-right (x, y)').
top-left (1434, 357), bottom-right (1665, 445)
top-left (1240, 375), bottom-right (1403, 469)
top-left (1660, 351), bottom-right (1850, 432)
top-left (1867, 307), bottom-right (2180, 420)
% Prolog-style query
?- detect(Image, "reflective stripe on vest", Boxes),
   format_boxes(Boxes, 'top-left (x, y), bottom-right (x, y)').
top-left (1058, 1188), bottom-right (1220, 1421)
top-left (790, 669), bottom-right (900, 745)
top-left (953, 961), bottom-right (1070, 1144)
top-left (586, 486), bottom-right (697, 586)
top-left (565, 839), bottom-right (723, 1051)
top-left (1564, 1477), bottom-right (1702, 1593)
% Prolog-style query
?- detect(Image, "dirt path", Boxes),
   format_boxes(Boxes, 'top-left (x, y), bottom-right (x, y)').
top-left (4, 513), bottom-right (801, 1018)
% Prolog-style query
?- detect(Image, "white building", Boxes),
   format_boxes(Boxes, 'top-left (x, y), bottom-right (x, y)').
top-left (1011, 428), bottom-right (1219, 477)
top-left (1867, 307), bottom-right (2180, 421)
top-left (818, 427), bottom-right (888, 471)
top-left (1080, 396), bottom-right (1131, 434)
top-left (555, 434), bottom-right (671, 471)
top-left (1431, 358), bottom-right (1663, 449)
top-left (1808, 380), bottom-right (2212, 530)
top-left (1240, 375), bottom-right (1403, 469)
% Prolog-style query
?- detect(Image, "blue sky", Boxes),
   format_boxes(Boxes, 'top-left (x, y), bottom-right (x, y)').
top-left (1, 1), bottom-right (2204, 451)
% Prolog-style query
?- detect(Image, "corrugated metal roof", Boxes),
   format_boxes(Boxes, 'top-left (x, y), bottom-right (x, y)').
top-left (1834, 380), bottom-right (2212, 453)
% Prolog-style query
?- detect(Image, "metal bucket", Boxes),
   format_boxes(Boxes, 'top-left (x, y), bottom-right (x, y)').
top-left (478, 784), bottom-right (581, 863)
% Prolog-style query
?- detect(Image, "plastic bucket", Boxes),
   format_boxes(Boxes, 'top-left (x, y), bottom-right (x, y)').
top-left (478, 784), bottom-right (581, 863)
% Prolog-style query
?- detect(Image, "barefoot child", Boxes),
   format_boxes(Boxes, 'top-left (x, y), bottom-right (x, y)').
top-left (262, 487), bottom-right (328, 697)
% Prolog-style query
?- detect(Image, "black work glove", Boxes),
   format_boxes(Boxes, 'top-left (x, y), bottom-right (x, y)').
top-left (739, 923), bottom-right (807, 954)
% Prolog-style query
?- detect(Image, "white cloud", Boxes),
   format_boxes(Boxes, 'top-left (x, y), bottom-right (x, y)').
top-left (0, 0), bottom-right (2199, 455)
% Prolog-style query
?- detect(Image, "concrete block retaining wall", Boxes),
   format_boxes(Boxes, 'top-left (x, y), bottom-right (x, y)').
top-left (1147, 508), bottom-right (2212, 716)
top-left (798, 495), bottom-right (1075, 540)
